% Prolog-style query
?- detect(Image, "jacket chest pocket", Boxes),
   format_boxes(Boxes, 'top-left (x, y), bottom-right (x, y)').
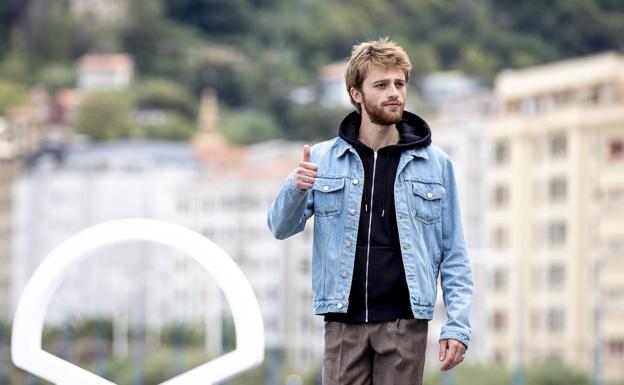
top-left (313, 177), bottom-right (345, 217)
top-left (410, 181), bottom-right (445, 224)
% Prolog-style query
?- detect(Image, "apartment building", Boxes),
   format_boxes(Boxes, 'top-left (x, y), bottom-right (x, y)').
top-left (11, 138), bottom-right (324, 371)
top-left (0, 90), bottom-right (50, 320)
top-left (426, 90), bottom-right (498, 365)
top-left (77, 54), bottom-right (134, 91)
top-left (489, 52), bottom-right (624, 382)
top-left (185, 140), bottom-right (323, 370)
top-left (11, 141), bottom-right (223, 353)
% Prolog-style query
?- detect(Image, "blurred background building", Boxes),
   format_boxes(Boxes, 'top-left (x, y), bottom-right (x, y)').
top-left (489, 52), bottom-right (624, 383)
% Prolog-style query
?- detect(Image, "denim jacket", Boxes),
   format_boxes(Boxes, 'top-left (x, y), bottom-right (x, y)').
top-left (267, 137), bottom-right (473, 347)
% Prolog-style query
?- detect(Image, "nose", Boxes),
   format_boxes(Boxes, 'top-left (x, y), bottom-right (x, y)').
top-left (387, 84), bottom-right (400, 99)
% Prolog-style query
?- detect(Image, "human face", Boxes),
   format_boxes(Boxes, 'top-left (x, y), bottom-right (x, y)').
top-left (351, 66), bottom-right (407, 126)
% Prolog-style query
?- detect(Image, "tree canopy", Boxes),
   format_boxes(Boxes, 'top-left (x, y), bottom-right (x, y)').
top-left (0, 0), bottom-right (622, 142)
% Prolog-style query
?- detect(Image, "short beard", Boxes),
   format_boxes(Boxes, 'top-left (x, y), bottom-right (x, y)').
top-left (361, 94), bottom-right (403, 125)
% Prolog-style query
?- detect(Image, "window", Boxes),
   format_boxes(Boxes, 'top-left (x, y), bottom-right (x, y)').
top-left (506, 100), bottom-right (521, 114)
top-left (547, 221), bottom-right (566, 247)
top-left (493, 140), bottom-right (510, 165)
top-left (493, 350), bottom-right (506, 364)
top-left (493, 184), bottom-right (510, 208)
top-left (547, 264), bottom-right (565, 290)
top-left (547, 308), bottom-right (565, 333)
top-left (548, 177), bottom-right (567, 202)
top-left (546, 350), bottom-right (563, 362)
top-left (521, 98), bottom-right (537, 116)
top-left (609, 139), bottom-right (624, 161)
top-left (549, 132), bottom-right (567, 158)
top-left (608, 340), bottom-right (624, 361)
top-left (492, 268), bottom-right (508, 291)
top-left (492, 310), bottom-right (507, 332)
top-left (493, 226), bottom-right (510, 249)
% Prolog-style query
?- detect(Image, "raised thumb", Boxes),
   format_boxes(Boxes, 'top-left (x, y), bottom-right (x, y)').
top-left (302, 144), bottom-right (311, 162)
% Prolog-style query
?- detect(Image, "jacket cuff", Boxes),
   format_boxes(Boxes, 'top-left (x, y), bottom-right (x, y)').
top-left (439, 326), bottom-right (470, 349)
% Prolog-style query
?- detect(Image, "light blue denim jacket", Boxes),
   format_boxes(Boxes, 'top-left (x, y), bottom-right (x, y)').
top-left (267, 137), bottom-right (473, 347)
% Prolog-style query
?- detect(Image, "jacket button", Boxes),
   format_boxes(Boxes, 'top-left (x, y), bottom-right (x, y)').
top-left (323, 185), bottom-right (329, 191)
top-left (345, 240), bottom-right (352, 247)
top-left (350, 209), bottom-right (356, 215)
top-left (341, 271), bottom-right (348, 278)
top-left (427, 192), bottom-right (433, 198)
top-left (352, 179), bottom-right (359, 185)
top-left (337, 303), bottom-right (343, 309)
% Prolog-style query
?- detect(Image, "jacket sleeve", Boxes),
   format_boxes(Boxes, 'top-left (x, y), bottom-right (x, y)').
top-left (267, 172), bottom-right (314, 240)
top-left (439, 157), bottom-right (474, 348)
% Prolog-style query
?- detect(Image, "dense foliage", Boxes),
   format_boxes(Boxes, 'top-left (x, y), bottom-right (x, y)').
top-left (0, 0), bottom-right (622, 142)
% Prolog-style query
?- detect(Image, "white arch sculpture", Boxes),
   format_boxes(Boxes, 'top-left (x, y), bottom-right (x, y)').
top-left (12, 218), bottom-right (265, 385)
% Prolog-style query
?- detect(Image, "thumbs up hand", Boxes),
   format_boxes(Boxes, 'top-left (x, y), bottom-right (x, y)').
top-left (294, 144), bottom-right (318, 192)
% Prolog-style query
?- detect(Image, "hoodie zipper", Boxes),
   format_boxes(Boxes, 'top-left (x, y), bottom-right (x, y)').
top-left (364, 151), bottom-right (378, 323)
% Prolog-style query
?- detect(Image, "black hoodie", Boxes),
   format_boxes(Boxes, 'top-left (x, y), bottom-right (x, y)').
top-left (324, 110), bottom-right (432, 323)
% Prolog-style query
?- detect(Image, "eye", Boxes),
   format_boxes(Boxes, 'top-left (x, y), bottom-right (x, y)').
top-left (375, 83), bottom-right (386, 88)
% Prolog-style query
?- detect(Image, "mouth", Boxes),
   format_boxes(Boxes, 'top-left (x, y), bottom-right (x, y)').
top-left (383, 102), bottom-right (403, 108)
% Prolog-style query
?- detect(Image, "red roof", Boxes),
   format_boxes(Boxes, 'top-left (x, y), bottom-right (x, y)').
top-left (77, 54), bottom-right (134, 71)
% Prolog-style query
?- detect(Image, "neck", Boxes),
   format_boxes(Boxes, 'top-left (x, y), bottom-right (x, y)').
top-left (357, 112), bottom-right (400, 151)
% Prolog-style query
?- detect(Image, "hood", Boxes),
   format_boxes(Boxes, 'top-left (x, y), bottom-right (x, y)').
top-left (338, 110), bottom-right (432, 151)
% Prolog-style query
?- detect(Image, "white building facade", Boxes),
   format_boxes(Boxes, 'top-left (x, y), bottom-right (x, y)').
top-left (11, 139), bottom-right (325, 370)
top-left (424, 91), bottom-right (499, 366)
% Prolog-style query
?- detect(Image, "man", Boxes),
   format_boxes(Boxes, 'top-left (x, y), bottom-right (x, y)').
top-left (267, 38), bottom-right (473, 385)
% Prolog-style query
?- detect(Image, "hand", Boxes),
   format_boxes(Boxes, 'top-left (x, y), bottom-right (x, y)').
top-left (439, 339), bottom-right (466, 371)
top-left (294, 144), bottom-right (318, 192)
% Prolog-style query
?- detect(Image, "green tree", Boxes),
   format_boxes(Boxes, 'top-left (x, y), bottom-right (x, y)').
top-left (134, 78), bottom-right (196, 117)
top-left (37, 63), bottom-right (74, 93)
top-left (276, 103), bottom-right (351, 142)
top-left (21, 0), bottom-right (74, 63)
top-left (122, 0), bottom-right (203, 84)
top-left (219, 108), bottom-right (281, 145)
top-left (0, 52), bottom-right (31, 84)
top-left (78, 91), bottom-right (136, 141)
top-left (0, 79), bottom-right (29, 115)
top-left (164, 0), bottom-right (255, 36)
top-left (141, 113), bottom-right (197, 141)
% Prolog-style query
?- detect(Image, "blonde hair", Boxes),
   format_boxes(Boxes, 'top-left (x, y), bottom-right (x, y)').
top-left (345, 38), bottom-right (412, 111)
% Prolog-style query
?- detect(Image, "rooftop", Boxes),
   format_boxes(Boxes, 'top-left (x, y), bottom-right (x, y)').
top-left (77, 54), bottom-right (134, 72)
top-left (496, 51), bottom-right (624, 100)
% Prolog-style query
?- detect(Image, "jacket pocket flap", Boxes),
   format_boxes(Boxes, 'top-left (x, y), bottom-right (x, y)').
top-left (313, 178), bottom-right (345, 193)
top-left (411, 181), bottom-right (445, 200)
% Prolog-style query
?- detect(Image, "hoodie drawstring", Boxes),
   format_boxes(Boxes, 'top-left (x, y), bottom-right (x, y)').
top-left (381, 151), bottom-right (389, 218)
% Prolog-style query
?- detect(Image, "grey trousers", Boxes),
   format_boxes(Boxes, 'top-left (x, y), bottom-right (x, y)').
top-left (323, 319), bottom-right (428, 385)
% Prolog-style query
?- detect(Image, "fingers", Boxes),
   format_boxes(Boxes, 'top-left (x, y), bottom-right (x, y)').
top-left (294, 144), bottom-right (318, 191)
top-left (439, 339), bottom-right (448, 362)
top-left (440, 339), bottom-right (466, 371)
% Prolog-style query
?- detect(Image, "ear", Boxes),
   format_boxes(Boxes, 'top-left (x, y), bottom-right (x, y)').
top-left (350, 87), bottom-right (363, 104)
